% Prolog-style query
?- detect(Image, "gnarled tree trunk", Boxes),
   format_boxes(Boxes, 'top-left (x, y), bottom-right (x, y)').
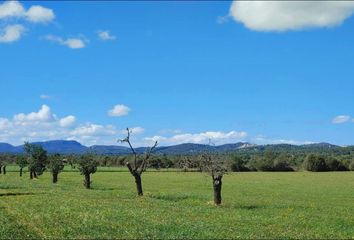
top-left (30, 171), bottom-right (33, 179)
top-left (20, 168), bottom-right (23, 177)
top-left (53, 172), bottom-right (58, 183)
top-left (2, 166), bottom-right (6, 175)
top-left (213, 176), bottom-right (222, 206)
top-left (84, 173), bottom-right (91, 189)
top-left (127, 162), bottom-right (144, 196)
top-left (134, 173), bottom-right (143, 196)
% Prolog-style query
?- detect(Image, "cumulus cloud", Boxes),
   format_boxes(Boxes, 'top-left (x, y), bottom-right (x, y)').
top-left (26, 6), bottom-right (55, 23)
top-left (0, 24), bottom-right (25, 43)
top-left (25, 5), bottom-right (55, 23)
top-left (71, 123), bottom-right (117, 136)
top-left (108, 104), bottom-right (130, 117)
top-left (44, 35), bottom-right (86, 49)
top-left (229, 1), bottom-right (354, 31)
top-left (14, 104), bottom-right (55, 124)
top-left (0, 1), bottom-right (55, 23)
top-left (0, 1), bottom-right (25, 19)
top-left (0, 1), bottom-right (54, 43)
top-left (97, 30), bottom-right (116, 41)
top-left (144, 130), bottom-right (247, 146)
top-left (332, 115), bottom-right (350, 124)
top-left (59, 115), bottom-right (76, 127)
top-left (0, 105), bottom-right (119, 145)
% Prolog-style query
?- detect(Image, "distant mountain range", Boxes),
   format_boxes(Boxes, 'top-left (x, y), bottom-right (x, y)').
top-left (0, 140), bottom-right (349, 155)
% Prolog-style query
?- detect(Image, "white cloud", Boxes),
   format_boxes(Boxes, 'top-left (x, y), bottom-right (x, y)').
top-left (59, 115), bottom-right (76, 127)
top-left (0, 1), bottom-right (54, 44)
top-left (144, 130), bottom-right (247, 146)
top-left (97, 30), bottom-right (116, 41)
top-left (25, 5), bottom-right (55, 23)
top-left (252, 135), bottom-right (314, 145)
top-left (0, 1), bottom-right (25, 19)
top-left (14, 104), bottom-right (55, 124)
top-left (108, 104), bottom-right (130, 117)
top-left (230, 1), bottom-right (354, 32)
top-left (70, 123), bottom-right (117, 136)
top-left (0, 24), bottom-right (25, 43)
top-left (0, 105), bottom-right (120, 145)
top-left (0, 118), bottom-right (11, 130)
top-left (129, 127), bottom-right (145, 134)
top-left (0, 1), bottom-right (54, 22)
top-left (332, 115), bottom-right (350, 124)
top-left (44, 35), bottom-right (86, 49)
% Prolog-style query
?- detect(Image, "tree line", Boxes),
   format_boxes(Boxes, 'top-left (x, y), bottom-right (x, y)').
top-left (0, 129), bottom-right (226, 205)
top-left (1, 131), bottom-right (354, 205)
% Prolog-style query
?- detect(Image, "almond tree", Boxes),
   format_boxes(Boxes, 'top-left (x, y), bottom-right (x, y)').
top-left (119, 128), bottom-right (158, 196)
top-left (200, 150), bottom-right (227, 206)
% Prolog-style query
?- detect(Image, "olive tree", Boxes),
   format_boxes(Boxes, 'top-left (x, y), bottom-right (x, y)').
top-left (119, 128), bottom-right (158, 196)
top-left (77, 153), bottom-right (98, 189)
top-left (48, 154), bottom-right (65, 183)
top-left (24, 142), bottom-right (48, 179)
top-left (0, 154), bottom-right (10, 175)
top-left (16, 155), bottom-right (28, 177)
top-left (200, 151), bottom-right (227, 206)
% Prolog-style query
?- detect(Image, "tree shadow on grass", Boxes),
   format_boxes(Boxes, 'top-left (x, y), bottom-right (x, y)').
top-left (92, 187), bottom-right (117, 191)
top-left (148, 194), bottom-right (191, 202)
top-left (225, 203), bottom-right (267, 210)
top-left (0, 192), bottom-right (35, 197)
top-left (0, 186), bottom-right (22, 190)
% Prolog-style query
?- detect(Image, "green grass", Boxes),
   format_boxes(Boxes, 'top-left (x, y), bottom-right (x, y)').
top-left (1, 170), bottom-right (354, 239)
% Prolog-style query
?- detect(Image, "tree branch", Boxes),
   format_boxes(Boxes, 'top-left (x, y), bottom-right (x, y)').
top-left (119, 128), bottom-right (138, 170)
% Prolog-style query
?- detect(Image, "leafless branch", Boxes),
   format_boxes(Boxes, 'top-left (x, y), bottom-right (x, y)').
top-left (120, 128), bottom-right (158, 175)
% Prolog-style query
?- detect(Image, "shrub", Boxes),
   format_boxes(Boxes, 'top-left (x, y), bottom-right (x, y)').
top-left (326, 157), bottom-right (348, 171)
top-left (349, 161), bottom-right (354, 171)
top-left (303, 154), bottom-right (327, 172)
top-left (273, 154), bottom-right (294, 171)
top-left (230, 155), bottom-right (249, 172)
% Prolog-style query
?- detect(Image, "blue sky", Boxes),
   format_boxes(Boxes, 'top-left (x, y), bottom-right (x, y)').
top-left (1, 1), bottom-right (354, 146)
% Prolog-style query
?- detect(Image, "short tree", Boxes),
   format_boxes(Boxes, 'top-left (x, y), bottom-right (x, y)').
top-left (230, 154), bottom-right (249, 172)
top-left (77, 153), bottom-right (98, 189)
top-left (200, 151), bottom-right (227, 206)
top-left (0, 155), bottom-right (8, 174)
top-left (16, 155), bottom-right (28, 177)
top-left (119, 128), bottom-right (158, 196)
top-left (303, 154), bottom-right (327, 172)
top-left (24, 142), bottom-right (48, 179)
top-left (326, 157), bottom-right (347, 171)
top-left (48, 154), bottom-right (65, 183)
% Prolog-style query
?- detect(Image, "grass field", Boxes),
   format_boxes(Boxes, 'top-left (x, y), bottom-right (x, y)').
top-left (1, 168), bottom-right (354, 239)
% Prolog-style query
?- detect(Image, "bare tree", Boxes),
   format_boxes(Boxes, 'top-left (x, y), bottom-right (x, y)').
top-left (200, 142), bottom-right (227, 206)
top-left (119, 128), bottom-right (158, 196)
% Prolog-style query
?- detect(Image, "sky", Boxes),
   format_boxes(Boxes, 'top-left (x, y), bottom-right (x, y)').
top-left (1, 1), bottom-right (354, 147)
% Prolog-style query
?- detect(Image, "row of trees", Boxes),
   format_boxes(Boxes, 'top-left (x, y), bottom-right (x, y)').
top-left (0, 130), bottom-right (225, 205)
top-left (229, 152), bottom-right (354, 172)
